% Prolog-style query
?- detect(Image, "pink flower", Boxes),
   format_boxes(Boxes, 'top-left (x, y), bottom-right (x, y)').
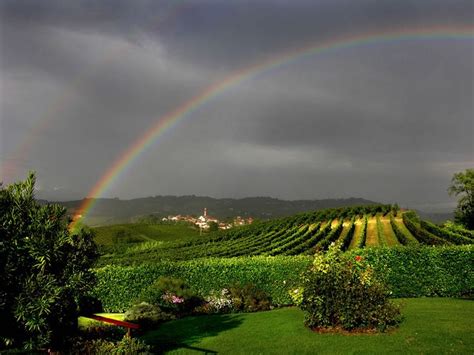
top-left (171, 295), bottom-right (184, 304)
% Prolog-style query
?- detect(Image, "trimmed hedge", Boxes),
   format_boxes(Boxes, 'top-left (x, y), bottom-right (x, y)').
top-left (347, 246), bottom-right (473, 298)
top-left (93, 246), bottom-right (473, 312)
top-left (93, 256), bottom-right (312, 312)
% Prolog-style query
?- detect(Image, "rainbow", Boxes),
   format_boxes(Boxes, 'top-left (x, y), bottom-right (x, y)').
top-left (70, 25), bottom-right (473, 229)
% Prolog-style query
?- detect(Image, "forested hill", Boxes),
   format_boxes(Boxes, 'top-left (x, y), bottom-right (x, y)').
top-left (52, 196), bottom-right (377, 225)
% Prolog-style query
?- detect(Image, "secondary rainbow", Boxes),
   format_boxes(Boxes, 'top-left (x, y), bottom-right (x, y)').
top-left (71, 25), bottom-right (473, 228)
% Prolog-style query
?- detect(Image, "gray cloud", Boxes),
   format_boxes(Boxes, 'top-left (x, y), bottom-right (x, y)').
top-left (1, 0), bottom-right (472, 208)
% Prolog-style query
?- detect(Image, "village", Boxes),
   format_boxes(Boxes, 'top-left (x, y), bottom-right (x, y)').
top-left (162, 208), bottom-right (254, 230)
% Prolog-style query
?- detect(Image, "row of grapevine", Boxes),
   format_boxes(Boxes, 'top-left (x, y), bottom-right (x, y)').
top-left (357, 215), bottom-right (368, 248)
top-left (285, 222), bottom-right (332, 255)
top-left (340, 218), bottom-right (356, 251)
top-left (390, 214), bottom-right (418, 245)
top-left (317, 221), bottom-right (344, 251)
top-left (403, 212), bottom-right (449, 245)
top-left (420, 220), bottom-right (472, 245)
top-left (376, 215), bottom-right (387, 247)
top-left (97, 206), bottom-right (473, 266)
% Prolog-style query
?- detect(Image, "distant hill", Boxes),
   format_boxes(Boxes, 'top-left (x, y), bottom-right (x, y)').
top-left (54, 196), bottom-right (378, 226)
top-left (417, 211), bottom-right (454, 224)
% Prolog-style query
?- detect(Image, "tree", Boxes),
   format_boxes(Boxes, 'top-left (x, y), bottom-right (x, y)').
top-left (448, 168), bottom-right (474, 230)
top-left (207, 221), bottom-right (219, 232)
top-left (0, 173), bottom-right (99, 350)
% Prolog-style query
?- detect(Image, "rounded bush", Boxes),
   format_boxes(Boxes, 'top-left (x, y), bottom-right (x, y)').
top-left (299, 244), bottom-right (401, 331)
top-left (124, 302), bottom-right (174, 330)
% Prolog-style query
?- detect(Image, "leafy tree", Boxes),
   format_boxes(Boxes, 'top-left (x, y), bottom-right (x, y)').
top-left (0, 173), bottom-right (99, 350)
top-left (448, 169), bottom-right (474, 230)
top-left (208, 221), bottom-right (219, 232)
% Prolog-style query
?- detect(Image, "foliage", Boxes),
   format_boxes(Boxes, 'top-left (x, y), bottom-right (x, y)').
top-left (124, 302), bottom-right (175, 330)
top-left (420, 220), bottom-right (472, 245)
top-left (227, 283), bottom-right (272, 312)
top-left (443, 220), bottom-right (474, 239)
top-left (340, 218), bottom-right (356, 251)
top-left (208, 221), bottom-right (219, 232)
top-left (347, 245), bottom-right (473, 297)
top-left (93, 256), bottom-right (311, 312)
top-left (138, 277), bottom-right (203, 316)
top-left (390, 214), bottom-right (417, 245)
top-left (299, 244), bottom-right (401, 331)
top-left (448, 168), bottom-right (474, 229)
top-left (376, 215), bottom-right (387, 246)
top-left (201, 289), bottom-right (236, 314)
top-left (93, 223), bottom-right (200, 246)
top-left (69, 336), bottom-right (152, 354)
top-left (0, 173), bottom-right (99, 350)
top-left (95, 207), bottom-right (467, 265)
top-left (316, 221), bottom-right (344, 251)
top-left (357, 215), bottom-right (368, 248)
top-left (93, 245), bottom-right (472, 312)
top-left (403, 212), bottom-right (448, 245)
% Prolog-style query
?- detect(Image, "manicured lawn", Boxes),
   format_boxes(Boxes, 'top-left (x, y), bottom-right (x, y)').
top-left (141, 298), bottom-right (473, 354)
top-left (78, 313), bottom-right (125, 328)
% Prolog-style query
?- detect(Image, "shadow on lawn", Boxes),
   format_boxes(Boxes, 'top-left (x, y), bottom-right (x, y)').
top-left (141, 313), bottom-right (244, 354)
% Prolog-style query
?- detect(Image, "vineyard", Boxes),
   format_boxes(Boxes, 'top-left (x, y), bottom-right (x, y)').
top-left (99, 205), bottom-right (473, 265)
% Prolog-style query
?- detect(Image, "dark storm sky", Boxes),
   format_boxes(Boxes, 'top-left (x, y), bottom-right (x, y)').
top-left (0, 0), bottom-right (473, 209)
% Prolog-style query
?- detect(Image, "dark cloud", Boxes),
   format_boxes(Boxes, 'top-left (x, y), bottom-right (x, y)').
top-left (1, 0), bottom-right (472, 209)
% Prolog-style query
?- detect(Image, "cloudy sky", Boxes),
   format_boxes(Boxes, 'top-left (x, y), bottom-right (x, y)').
top-left (1, 0), bottom-right (472, 209)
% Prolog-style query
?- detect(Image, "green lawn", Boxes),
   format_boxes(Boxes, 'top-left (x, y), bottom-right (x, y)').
top-left (78, 313), bottom-right (125, 328)
top-left (93, 223), bottom-right (201, 245)
top-left (141, 298), bottom-right (473, 354)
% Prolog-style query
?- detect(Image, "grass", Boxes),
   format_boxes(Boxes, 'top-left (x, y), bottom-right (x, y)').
top-left (141, 298), bottom-right (474, 354)
top-left (93, 223), bottom-right (201, 245)
top-left (365, 217), bottom-right (378, 247)
top-left (381, 217), bottom-right (399, 246)
top-left (78, 313), bottom-right (125, 328)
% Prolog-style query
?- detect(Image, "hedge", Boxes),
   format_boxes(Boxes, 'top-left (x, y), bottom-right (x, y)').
top-left (347, 246), bottom-right (473, 298)
top-left (93, 256), bottom-right (312, 312)
top-left (94, 246), bottom-right (473, 312)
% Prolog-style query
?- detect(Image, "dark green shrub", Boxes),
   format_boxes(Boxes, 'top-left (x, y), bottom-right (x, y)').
top-left (0, 173), bottom-right (99, 350)
top-left (299, 245), bottom-right (401, 331)
top-left (139, 277), bottom-right (203, 316)
top-left (124, 302), bottom-right (174, 329)
top-left (78, 296), bottom-right (103, 316)
top-left (70, 336), bottom-right (151, 354)
top-left (228, 283), bottom-right (271, 312)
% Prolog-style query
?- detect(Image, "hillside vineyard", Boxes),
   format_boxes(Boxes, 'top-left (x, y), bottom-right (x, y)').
top-left (99, 205), bottom-right (473, 265)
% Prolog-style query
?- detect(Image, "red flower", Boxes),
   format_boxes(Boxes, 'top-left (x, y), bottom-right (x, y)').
top-left (355, 255), bottom-right (362, 262)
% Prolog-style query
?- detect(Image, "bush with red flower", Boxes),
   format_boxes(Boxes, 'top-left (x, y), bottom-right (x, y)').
top-left (298, 243), bottom-right (402, 332)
